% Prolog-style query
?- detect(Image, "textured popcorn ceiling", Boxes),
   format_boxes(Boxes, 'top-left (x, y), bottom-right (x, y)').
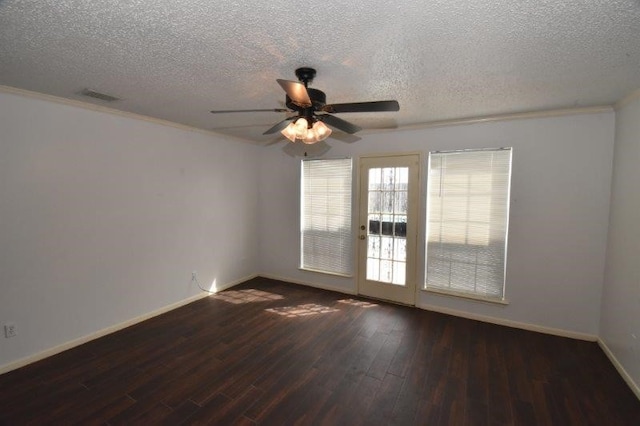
top-left (1, 0), bottom-right (639, 143)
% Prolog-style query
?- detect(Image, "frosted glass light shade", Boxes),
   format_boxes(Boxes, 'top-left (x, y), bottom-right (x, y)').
top-left (313, 120), bottom-right (332, 139)
top-left (293, 118), bottom-right (308, 138)
top-left (281, 122), bottom-right (297, 142)
top-left (281, 117), bottom-right (332, 144)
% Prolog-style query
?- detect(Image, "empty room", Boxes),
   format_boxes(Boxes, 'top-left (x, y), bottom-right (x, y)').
top-left (1, 1), bottom-right (639, 424)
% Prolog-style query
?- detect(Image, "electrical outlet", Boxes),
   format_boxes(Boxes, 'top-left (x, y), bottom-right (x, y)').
top-left (4, 323), bottom-right (17, 338)
top-left (192, 271), bottom-right (197, 280)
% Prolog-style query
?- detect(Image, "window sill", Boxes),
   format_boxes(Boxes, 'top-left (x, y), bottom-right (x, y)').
top-left (423, 288), bottom-right (509, 305)
top-left (299, 267), bottom-right (353, 278)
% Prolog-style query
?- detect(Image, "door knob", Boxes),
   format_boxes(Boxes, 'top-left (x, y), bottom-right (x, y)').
top-left (359, 235), bottom-right (366, 240)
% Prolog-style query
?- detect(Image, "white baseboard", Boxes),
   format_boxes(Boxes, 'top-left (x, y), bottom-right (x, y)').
top-left (0, 273), bottom-right (256, 375)
top-left (214, 273), bottom-right (258, 292)
top-left (416, 302), bottom-right (598, 341)
top-left (259, 277), bottom-right (638, 401)
top-left (258, 275), bottom-right (597, 341)
top-left (258, 273), bottom-right (357, 296)
top-left (598, 339), bottom-right (640, 400)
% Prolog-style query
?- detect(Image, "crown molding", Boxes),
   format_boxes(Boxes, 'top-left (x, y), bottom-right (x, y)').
top-left (0, 84), bottom-right (252, 144)
top-left (615, 88), bottom-right (640, 110)
top-left (359, 105), bottom-right (614, 136)
top-left (1, 84), bottom-right (626, 142)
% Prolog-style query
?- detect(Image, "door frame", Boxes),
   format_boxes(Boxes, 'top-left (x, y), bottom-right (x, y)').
top-left (356, 152), bottom-right (422, 305)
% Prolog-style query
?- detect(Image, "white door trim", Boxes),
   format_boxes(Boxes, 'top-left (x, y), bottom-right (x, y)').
top-left (357, 153), bottom-right (421, 305)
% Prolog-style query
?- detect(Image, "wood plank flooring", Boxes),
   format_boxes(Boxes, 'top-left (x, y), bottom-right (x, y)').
top-left (1, 277), bottom-right (639, 425)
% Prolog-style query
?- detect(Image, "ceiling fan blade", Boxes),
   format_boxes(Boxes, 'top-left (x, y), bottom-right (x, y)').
top-left (318, 114), bottom-right (362, 134)
top-left (283, 140), bottom-right (332, 158)
top-left (276, 79), bottom-right (312, 107)
top-left (329, 133), bottom-right (362, 144)
top-left (263, 117), bottom-right (296, 135)
top-left (210, 108), bottom-right (289, 113)
top-left (321, 100), bottom-right (400, 114)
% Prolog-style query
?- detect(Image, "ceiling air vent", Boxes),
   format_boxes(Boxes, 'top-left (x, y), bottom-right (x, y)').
top-left (80, 89), bottom-right (120, 102)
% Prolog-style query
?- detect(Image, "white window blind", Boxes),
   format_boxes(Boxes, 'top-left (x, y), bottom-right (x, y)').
top-left (301, 158), bottom-right (353, 276)
top-left (425, 148), bottom-right (512, 300)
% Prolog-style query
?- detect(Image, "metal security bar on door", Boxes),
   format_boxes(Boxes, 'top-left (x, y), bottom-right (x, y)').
top-left (365, 167), bottom-right (409, 285)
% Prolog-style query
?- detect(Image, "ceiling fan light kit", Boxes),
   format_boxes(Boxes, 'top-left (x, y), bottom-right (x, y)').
top-left (211, 67), bottom-right (399, 145)
top-left (281, 118), bottom-right (333, 144)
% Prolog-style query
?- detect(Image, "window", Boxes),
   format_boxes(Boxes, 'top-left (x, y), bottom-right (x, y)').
top-left (366, 166), bottom-right (409, 285)
top-left (301, 158), bottom-right (353, 276)
top-left (425, 148), bottom-right (512, 300)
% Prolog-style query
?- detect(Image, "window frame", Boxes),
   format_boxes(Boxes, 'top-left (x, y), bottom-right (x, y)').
top-left (423, 147), bottom-right (512, 304)
top-left (300, 157), bottom-right (354, 277)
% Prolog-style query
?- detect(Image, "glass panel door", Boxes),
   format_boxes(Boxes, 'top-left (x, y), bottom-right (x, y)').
top-left (358, 155), bottom-right (420, 305)
top-left (366, 166), bottom-right (408, 285)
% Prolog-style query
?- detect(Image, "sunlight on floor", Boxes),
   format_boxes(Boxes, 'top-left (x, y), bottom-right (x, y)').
top-left (265, 304), bottom-right (339, 318)
top-left (338, 299), bottom-right (378, 308)
top-left (213, 289), bottom-right (284, 304)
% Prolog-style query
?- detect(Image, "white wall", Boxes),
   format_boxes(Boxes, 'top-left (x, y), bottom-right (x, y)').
top-left (601, 95), bottom-right (640, 391)
top-left (0, 90), bottom-right (260, 369)
top-left (258, 111), bottom-right (615, 337)
top-left (0, 88), bottom-right (620, 372)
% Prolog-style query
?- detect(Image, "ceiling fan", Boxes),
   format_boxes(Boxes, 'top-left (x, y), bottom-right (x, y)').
top-left (210, 67), bottom-right (400, 144)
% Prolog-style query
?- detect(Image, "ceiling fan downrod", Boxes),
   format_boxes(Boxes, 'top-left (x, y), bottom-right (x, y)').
top-left (294, 67), bottom-right (316, 87)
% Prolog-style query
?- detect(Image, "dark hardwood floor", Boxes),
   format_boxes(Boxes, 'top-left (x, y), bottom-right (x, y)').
top-left (1, 277), bottom-right (638, 425)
